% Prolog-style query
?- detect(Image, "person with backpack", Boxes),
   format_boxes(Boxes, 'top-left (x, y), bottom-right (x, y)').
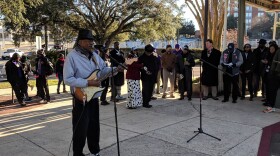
top-left (56, 53), bottom-right (67, 94)
top-left (34, 49), bottom-right (52, 103)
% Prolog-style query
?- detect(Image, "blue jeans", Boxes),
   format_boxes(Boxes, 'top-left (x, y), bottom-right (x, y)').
top-left (57, 73), bottom-right (65, 91)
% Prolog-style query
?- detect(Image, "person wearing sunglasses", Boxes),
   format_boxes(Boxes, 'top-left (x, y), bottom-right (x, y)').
top-left (240, 44), bottom-right (256, 101)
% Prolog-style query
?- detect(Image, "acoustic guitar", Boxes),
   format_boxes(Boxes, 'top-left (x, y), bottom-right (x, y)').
top-left (74, 58), bottom-right (137, 103)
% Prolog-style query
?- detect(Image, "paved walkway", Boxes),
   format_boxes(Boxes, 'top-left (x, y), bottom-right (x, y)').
top-left (0, 83), bottom-right (280, 156)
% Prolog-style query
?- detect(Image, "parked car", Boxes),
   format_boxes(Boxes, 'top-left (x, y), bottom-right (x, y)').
top-left (24, 51), bottom-right (36, 58)
top-left (54, 44), bottom-right (63, 50)
top-left (2, 49), bottom-right (24, 60)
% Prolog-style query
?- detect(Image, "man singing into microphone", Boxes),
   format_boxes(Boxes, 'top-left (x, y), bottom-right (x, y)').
top-left (64, 29), bottom-right (114, 156)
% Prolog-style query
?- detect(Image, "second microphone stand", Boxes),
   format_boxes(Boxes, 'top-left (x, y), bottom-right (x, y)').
top-left (187, 55), bottom-right (224, 143)
top-left (109, 55), bottom-right (127, 156)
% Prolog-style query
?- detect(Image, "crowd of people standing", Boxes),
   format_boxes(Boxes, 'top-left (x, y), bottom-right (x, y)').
top-left (4, 37), bottom-right (280, 115)
top-left (5, 49), bottom-right (67, 106)
top-left (199, 39), bottom-right (280, 113)
top-left (4, 28), bottom-right (280, 156)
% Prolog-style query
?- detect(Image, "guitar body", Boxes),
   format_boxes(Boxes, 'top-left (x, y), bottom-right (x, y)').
top-left (73, 58), bottom-right (135, 102)
top-left (74, 69), bottom-right (104, 102)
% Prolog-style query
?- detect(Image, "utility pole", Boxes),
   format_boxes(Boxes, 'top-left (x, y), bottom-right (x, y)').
top-left (177, 28), bottom-right (179, 44)
top-left (237, 0), bottom-right (245, 49)
top-left (204, 0), bottom-right (209, 48)
top-left (222, 0), bottom-right (229, 51)
top-left (42, 15), bottom-right (49, 52)
top-left (273, 12), bottom-right (278, 41)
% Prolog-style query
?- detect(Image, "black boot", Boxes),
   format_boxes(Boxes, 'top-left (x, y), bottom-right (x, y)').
top-left (57, 89), bottom-right (60, 94)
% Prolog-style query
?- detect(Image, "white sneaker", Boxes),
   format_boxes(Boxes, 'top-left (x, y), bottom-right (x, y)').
top-left (263, 107), bottom-right (275, 113)
top-left (89, 153), bottom-right (100, 156)
top-left (39, 99), bottom-right (47, 104)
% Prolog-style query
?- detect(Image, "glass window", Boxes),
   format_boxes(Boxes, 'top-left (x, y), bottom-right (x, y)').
top-left (246, 13), bottom-right (252, 18)
top-left (7, 49), bottom-right (16, 53)
top-left (258, 12), bottom-right (264, 17)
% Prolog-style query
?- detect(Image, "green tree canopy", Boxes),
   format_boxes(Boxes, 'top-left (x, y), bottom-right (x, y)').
top-left (2, 0), bottom-right (183, 48)
top-left (179, 20), bottom-right (195, 37)
top-left (247, 13), bottom-right (280, 39)
top-left (62, 0), bottom-right (182, 47)
top-left (0, 0), bottom-right (43, 28)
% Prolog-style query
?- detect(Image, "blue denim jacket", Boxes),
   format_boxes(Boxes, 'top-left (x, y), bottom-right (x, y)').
top-left (63, 49), bottom-right (114, 98)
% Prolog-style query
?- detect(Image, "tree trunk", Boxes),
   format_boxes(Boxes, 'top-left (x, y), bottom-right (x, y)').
top-left (185, 0), bottom-right (226, 50)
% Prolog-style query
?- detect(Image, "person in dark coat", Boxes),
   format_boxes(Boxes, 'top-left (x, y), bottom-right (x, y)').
top-left (253, 39), bottom-right (269, 97)
top-left (201, 39), bottom-right (221, 100)
top-left (110, 41), bottom-right (126, 101)
top-left (97, 46), bottom-right (110, 106)
top-left (263, 44), bottom-right (279, 113)
top-left (153, 50), bottom-right (161, 96)
top-left (176, 45), bottom-right (195, 100)
top-left (20, 55), bottom-right (32, 101)
top-left (262, 44), bottom-right (278, 107)
top-left (5, 53), bottom-right (26, 106)
top-left (173, 44), bottom-right (183, 91)
top-left (34, 49), bottom-right (51, 103)
top-left (138, 44), bottom-right (159, 108)
top-left (56, 53), bottom-right (67, 94)
top-left (220, 43), bottom-right (243, 103)
top-left (240, 44), bottom-right (256, 101)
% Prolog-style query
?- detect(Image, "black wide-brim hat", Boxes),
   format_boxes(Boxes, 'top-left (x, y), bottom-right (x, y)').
top-left (258, 39), bottom-right (267, 44)
top-left (77, 29), bottom-right (94, 40)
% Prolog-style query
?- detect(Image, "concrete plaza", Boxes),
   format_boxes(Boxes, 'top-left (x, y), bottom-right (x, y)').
top-left (0, 83), bottom-right (280, 156)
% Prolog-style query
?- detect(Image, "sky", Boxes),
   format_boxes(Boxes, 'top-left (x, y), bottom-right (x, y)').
top-left (177, 0), bottom-right (199, 30)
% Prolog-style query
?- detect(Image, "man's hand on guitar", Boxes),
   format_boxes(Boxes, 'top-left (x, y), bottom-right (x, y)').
top-left (88, 79), bottom-right (101, 87)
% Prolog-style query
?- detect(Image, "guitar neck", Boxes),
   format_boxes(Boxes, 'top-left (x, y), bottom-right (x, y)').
top-left (98, 67), bottom-right (119, 82)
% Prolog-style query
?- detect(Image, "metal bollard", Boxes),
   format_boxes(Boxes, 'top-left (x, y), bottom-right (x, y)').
top-left (12, 88), bottom-right (15, 104)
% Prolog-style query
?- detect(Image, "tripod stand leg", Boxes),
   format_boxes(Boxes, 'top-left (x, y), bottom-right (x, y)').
top-left (202, 132), bottom-right (221, 141)
top-left (187, 132), bottom-right (199, 143)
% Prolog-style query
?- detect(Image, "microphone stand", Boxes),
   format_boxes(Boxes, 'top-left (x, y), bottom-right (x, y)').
top-left (187, 54), bottom-right (224, 143)
top-left (109, 55), bottom-right (127, 156)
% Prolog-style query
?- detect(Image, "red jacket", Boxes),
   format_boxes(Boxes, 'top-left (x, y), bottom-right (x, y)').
top-left (126, 61), bottom-right (143, 80)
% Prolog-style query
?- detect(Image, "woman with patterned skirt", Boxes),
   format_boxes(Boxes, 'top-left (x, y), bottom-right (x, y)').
top-left (126, 50), bottom-right (143, 109)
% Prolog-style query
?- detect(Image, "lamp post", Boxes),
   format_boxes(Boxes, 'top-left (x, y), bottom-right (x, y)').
top-left (0, 10), bottom-right (5, 50)
top-left (1, 24), bottom-right (4, 50)
top-left (42, 15), bottom-right (49, 52)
